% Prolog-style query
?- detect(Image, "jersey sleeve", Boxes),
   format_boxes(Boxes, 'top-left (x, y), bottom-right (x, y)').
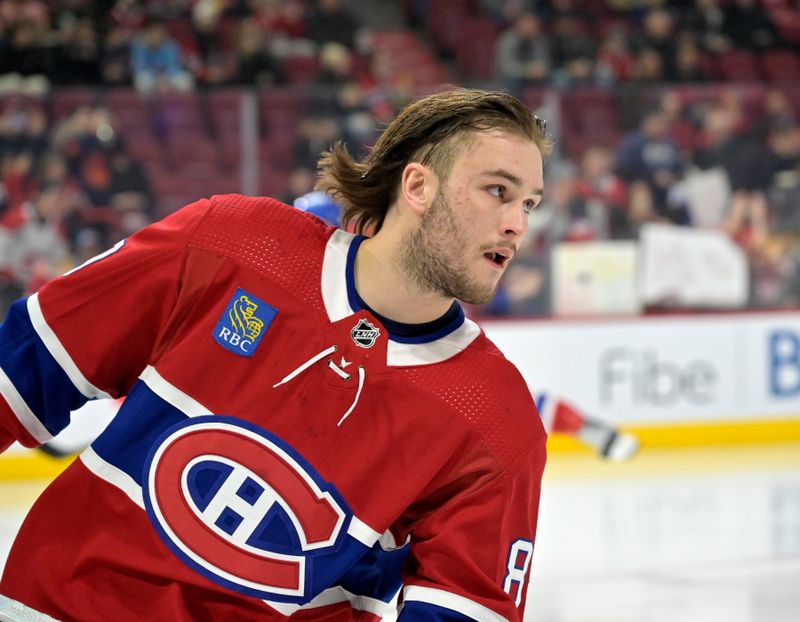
top-left (0, 198), bottom-right (212, 452)
top-left (398, 436), bottom-right (546, 622)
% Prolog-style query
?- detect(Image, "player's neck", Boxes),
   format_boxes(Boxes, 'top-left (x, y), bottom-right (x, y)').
top-left (354, 234), bottom-right (454, 325)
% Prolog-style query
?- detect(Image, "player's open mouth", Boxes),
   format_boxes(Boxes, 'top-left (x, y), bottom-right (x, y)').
top-left (483, 250), bottom-right (511, 268)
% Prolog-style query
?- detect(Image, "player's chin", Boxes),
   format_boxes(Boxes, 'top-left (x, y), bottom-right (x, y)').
top-left (459, 280), bottom-right (501, 306)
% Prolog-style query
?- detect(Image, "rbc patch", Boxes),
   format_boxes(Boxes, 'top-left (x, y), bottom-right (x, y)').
top-left (213, 288), bottom-right (277, 357)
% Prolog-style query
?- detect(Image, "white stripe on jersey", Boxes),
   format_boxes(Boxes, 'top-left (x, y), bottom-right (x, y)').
top-left (402, 586), bottom-right (510, 622)
top-left (139, 365), bottom-right (213, 418)
top-left (347, 515), bottom-right (382, 547)
top-left (80, 445), bottom-right (144, 508)
top-left (264, 586), bottom-right (399, 618)
top-left (63, 239), bottom-right (126, 276)
top-left (0, 366), bottom-right (52, 444)
top-left (320, 229), bottom-right (354, 324)
top-left (27, 293), bottom-right (113, 400)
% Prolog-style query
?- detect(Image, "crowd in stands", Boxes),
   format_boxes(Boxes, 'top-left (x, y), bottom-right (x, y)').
top-left (489, 0), bottom-right (797, 89)
top-left (0, 97), bottom-right (155, 311)
top-left (0, 0), bottom-right (799, 318)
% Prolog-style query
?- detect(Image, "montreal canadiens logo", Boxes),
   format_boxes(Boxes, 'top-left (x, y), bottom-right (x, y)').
top-left (351, 318), bottom-right (380, 348)
top-left (142, 416), bottom-right (350, 600)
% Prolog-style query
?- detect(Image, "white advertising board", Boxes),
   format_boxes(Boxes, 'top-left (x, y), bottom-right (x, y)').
top-left (551, 241), bottom-right (640, 316)
top-left (483, 311), bottom-right (800, 425)
top-left (639, 223), bottom-right (749, 308)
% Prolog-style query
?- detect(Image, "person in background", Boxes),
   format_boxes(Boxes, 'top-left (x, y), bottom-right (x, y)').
top-left (617, 108), bottom-right (688, 224)
top-left (305, 0), bottom-right (359, 49)
top-left (495, 12), bottom-right (552, 91)
top-left (130, 18), bottom-right (194, 95)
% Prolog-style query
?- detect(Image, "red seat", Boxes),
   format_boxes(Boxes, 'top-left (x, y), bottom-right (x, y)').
top-left (456, 18), bottom-right (500, 80)
top-left (715, 49), bottom-right (761, 81)
top-left (427, 0), bottom-right (476, 55)
top-left (761, 50), bottom-right (800, 82)
top-left (770, 8), bottom-right (800, 43)
top-left (281, 55), bottom-right (320, 85)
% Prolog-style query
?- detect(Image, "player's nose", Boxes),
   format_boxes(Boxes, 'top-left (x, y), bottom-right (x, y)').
top-left (501, 201), bottom-right (528, 240)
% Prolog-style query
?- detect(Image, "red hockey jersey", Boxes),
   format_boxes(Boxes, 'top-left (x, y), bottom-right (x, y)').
top-left (0, 195), bottom-right (546, 621)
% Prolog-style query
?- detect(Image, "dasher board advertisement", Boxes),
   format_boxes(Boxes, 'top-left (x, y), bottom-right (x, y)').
top-left (483, 312), bottom-right (800, 426)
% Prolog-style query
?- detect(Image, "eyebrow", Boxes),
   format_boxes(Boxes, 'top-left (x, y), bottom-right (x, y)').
top-left (481, 169), bottom-right (544, 195)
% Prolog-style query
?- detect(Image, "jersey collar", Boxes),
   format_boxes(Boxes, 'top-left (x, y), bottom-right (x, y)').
top-left (321, 229), bottom-right (481, 366)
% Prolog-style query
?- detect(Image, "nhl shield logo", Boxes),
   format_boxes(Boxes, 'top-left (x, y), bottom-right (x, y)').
top-left (351, 319), bottom-right (380, 348)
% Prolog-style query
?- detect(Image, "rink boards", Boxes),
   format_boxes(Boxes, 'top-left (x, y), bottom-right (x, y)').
top-left (2, 310), bottom-right (800, 480)
top-left (484, 309), bottom-right (800, 449)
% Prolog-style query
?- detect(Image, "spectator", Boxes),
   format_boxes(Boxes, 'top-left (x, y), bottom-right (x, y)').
top-left (54, 16), bottom-right (102, 85)
top-left (542, 162), bottom-right (603, 243)
top-left (765, 119), bottom-right (800, 183)
top-left (232, 17), bottom-right (286, 87)
top-left (595, 27), bottom-right (634, 86)
top-left (672, 36), bottom-right (711, 82)
top-left (682, 0), bottom-right (727, 53)
top-left (191, 0), bottom-right (226, 66)
top-left (576, 145), bottom-right (631, 239)
top-left (629, 47), bottom-right (666, 83)
top-left (4, 185), bottom-right (71, 296)
top-left (130, 18), bottom-right (194, 95)
top-left (0, 102), bottom-right (48, 226)
top-left (617, 109), bottom-right (688, 223)
top-left (551, 15), bottom-right (596, 87)
top-left (693, 99), bottom-right (771, 250)
top-left (721, 0), bottom-right (780, 50)
top-left (757, 89), bottom-right (797, 138)
top-left (694, 99), bottom-right (770, 194)
top-left (305, 0), bottom-right (359, 49)
top-left (252, 0), bottom-right (307, 40)
top-left (101, 27), bottom-right (134, 86)
top-left (494, 12), bottom-right (552, 90)
top-left (293, 114), bottom-right (343, 170)
top-left (0, 18), bottom-right (54, 91)
top-left (107, 144), bottom-right (155, 220)
top-left (769, 160), bottom-right (800, 234)
top-left (314, 42), bottom-right (356, 87)
top-left (633, 7), bottom-right (677, 78)
top-left (108, 0), bottom-right (147, 31)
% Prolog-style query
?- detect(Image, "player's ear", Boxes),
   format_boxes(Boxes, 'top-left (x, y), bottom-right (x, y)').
top-left (399, 162), bottom-right (436, 218)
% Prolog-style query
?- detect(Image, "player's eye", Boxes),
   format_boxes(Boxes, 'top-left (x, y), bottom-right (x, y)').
top-left (523, 199), bottom-right (537, 215)
top-left (488, 185), bottom-right (505, 199)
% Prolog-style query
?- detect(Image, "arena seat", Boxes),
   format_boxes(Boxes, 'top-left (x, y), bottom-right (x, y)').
top-left (716, 49), bottom-right (762, 81)
top-left (761, 50), bottom-right (800, 83)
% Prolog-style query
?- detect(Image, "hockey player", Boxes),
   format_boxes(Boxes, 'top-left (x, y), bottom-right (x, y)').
top-left (0, 89), bottom-right (551, 621)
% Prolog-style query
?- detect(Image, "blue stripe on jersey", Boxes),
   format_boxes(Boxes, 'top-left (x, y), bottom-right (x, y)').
top-left (0, 297), bottom-right (88, 436)
top-left (91, 379), bottom-right (188, 484)
top-left (338, 541), bottom-right (409, 603)
top-left (399, 601), bottom-right (474, 621)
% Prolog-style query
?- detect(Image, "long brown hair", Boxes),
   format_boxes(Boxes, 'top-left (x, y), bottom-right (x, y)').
top-left (315, 88), bottom-right (552, 234)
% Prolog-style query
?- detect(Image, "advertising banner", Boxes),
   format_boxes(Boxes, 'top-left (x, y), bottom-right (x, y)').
top-left (484, 312), bottom-right (800, 425)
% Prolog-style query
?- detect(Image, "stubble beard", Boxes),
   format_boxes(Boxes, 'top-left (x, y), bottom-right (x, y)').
top-left (400, 190), bottom-right (499, 305)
